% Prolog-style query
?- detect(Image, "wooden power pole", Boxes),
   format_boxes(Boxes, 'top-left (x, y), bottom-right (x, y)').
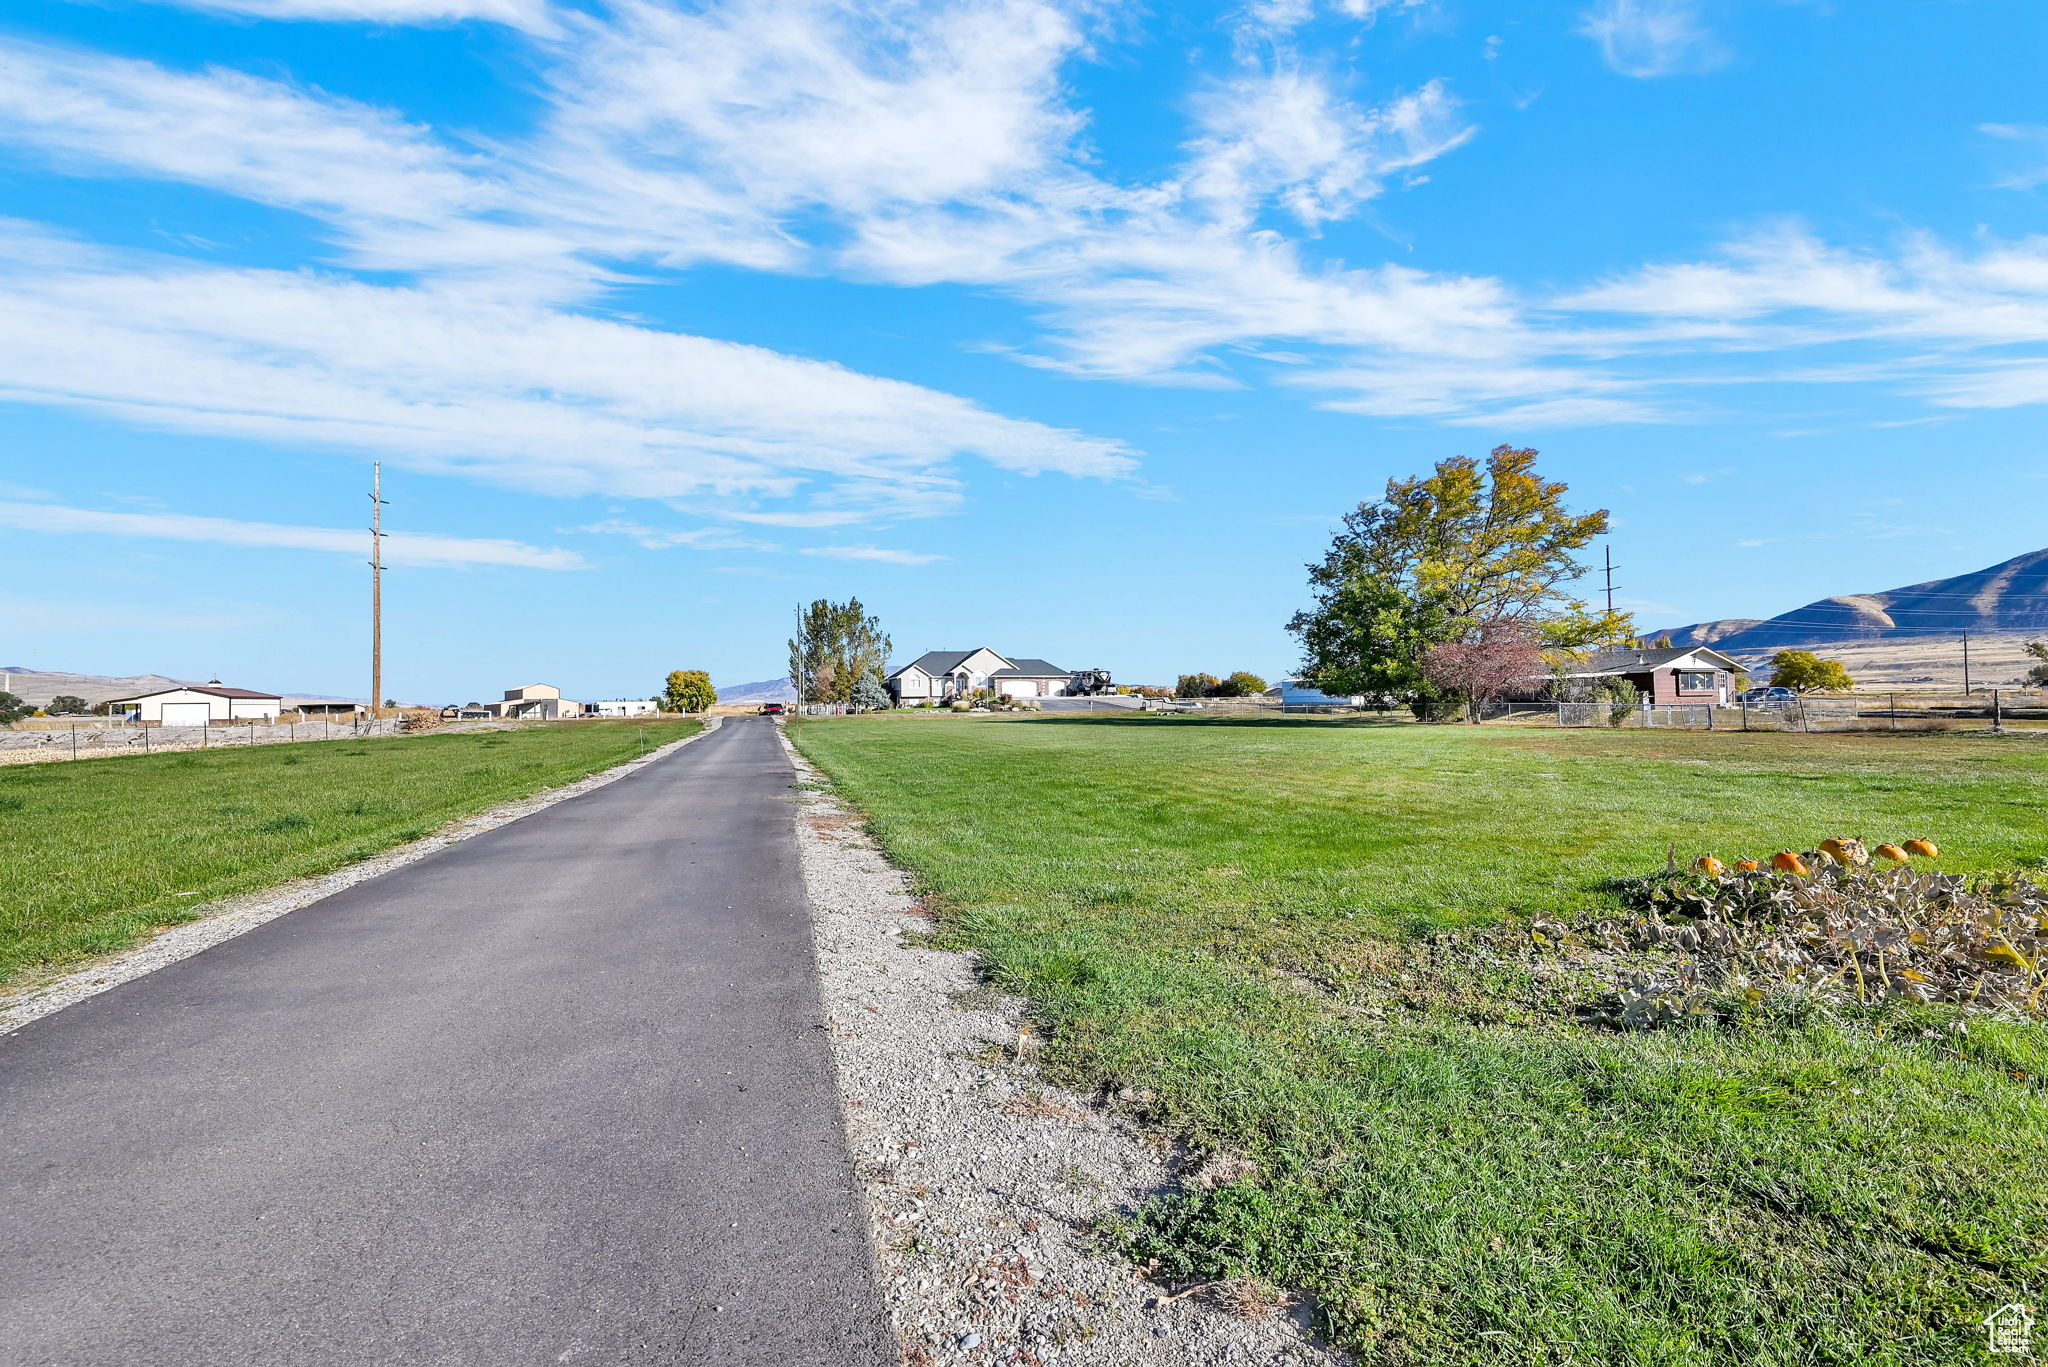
top-left (1962, 630), bottom-right (1973, 695)
top-left (370, 463), bottom-right (388, 719)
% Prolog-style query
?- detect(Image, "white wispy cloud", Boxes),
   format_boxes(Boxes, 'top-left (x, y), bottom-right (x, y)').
top-left (1578, 0), bottom-right (1724, 78)
top-left (0, 224), bottom-right (1135, 522)
top-left (138, 0), bottom-right (556, 32)
top-left (798, 545), bottom-right (947, 565)
top-left (570, 519), bottom-right (780, 551)
top-left (0, 0), bottom-right (2044, 460)
top-left (0, 499), bottom-right (585, 569)
top-left (1983, 123), bottom-right (2048, 192)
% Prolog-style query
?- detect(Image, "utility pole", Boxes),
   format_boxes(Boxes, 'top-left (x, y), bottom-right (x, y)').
top-left (1961, 630), bottom-right (1972, 695)
top-left (1603, 545), bottom-right (1619, 619)
top-left (370, 463), bottom-right (388, 722)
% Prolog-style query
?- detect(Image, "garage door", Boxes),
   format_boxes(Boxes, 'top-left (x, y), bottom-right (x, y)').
top-left (160, 702), bottom-right (212, 728)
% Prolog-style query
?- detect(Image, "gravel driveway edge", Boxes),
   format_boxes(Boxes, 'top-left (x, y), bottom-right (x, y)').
top-left (782, 725), bottom-right (1344, 1367)
top-left (0, 717), bottom-right (722, 1036)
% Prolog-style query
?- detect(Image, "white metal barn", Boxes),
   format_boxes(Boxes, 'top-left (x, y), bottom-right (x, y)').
top-left (107, 685), bottom-right (283, 725)
top-left (582, 699), bottom-right (657, 717)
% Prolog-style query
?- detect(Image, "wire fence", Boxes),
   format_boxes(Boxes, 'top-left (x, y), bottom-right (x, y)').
top-left (1475, 691), bottom-right (2048, 732)
top-left (0, 715), bottom-right (537, 766)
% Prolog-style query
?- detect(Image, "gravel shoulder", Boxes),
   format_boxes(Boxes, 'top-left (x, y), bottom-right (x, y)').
top-left (783, 727), bottom-right (1345, 1367)
top-left (0, 717), bottom-right (720, 1036)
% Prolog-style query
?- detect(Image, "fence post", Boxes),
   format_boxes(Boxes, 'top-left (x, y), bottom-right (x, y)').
top-left (143, 726), bottom-right (150, 754)
top-left (1889, 693), bottom-right (1897, 731)
top-left (70, 725), bottom-right (78, 760)
top-left (1994, 689), bottom-right (2003, 734)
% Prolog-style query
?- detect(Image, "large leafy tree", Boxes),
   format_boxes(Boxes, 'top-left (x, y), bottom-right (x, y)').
top-left (1175, 673), bottom-right (1219, 699)
top-left (662, 670), bottom-right (716, 713)
top-left (0, 691), bottom-right (30, 724)
top-left (788, 598), bottom-right (892, 705)
top-left (1211, 671), bottom-right (1269, 698)
top-left (1288, 446), bottom-right (1618, 717)
top-left (46, 694), bottom-right (89, 715)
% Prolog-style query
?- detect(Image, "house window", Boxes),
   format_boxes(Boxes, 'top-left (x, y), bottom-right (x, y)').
top-left (1678, 671), bottom-right (1714, 692)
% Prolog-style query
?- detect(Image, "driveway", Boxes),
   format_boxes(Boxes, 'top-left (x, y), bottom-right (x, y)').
top-left (0, 716), bottom-right (895, 1366)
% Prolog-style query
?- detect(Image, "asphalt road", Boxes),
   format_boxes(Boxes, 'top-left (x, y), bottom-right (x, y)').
top-left (0, 716), bottom-right (896, 1366)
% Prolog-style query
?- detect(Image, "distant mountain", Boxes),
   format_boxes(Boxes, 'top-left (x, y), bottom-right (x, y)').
top-left (1643, 619), bottom-right (1764, 650)
top-left (717, 677), bottom-right (796, 704)
top-left (1647, 547), bottom-right (2048, 658)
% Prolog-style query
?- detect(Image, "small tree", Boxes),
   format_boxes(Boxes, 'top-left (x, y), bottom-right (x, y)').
top-left (0, 691), bottom-right (29, 725)
top-left (850, 671), bottom-right (890, 712)
top-left (1420, 622), bottom-right (1543, 722)
top-left (2024, 641), bottom-right (2048, 687)
top-left (1176, 673), bottom-right (1219, 699)
top-left (1604, 677), bottom-right (1640, 727)
top-left (46, 694), bottom-right (89, 715)
top-left (1209, 671), bottom-right (1269, 698)
top-left (663, 670), bottom-right (717, 713)
top-left (1768, 650), bottom-right (1853, 694)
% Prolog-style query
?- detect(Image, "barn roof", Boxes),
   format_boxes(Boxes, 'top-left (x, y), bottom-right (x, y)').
top-left (104, 685), bottom-right (283, 703)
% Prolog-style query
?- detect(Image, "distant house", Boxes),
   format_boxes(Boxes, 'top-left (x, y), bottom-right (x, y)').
top-left (1549, 646), bottom-right (1744, 705)
top-left (581, 698), bottom-right (657, 717)
top-left (1266, 678), bottom-right (1364, 707)
top-left (887, 649), bottom-right (1072, 705)
top-left (480, 683), bottom-right (579, 720)
top-left (106, 683), bottom-right (283, 726)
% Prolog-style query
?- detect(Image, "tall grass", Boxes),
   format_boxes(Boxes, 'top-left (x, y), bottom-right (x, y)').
top-left (796, 715), bottom-right (2048, 1366)
top-left (0, 720), bottom-right (700, 986)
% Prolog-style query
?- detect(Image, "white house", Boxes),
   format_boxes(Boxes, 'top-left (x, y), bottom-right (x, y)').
top-left (887, 649), bottom-right (1073, 704)
top-left (582, 698), bottom-right (657, 717)
top-left (106, 684), bottom-right (283, 726)
top-left (481, 683), bottom-right (579, 720)
top-left (1267, 679), bottom-right (1364, 706)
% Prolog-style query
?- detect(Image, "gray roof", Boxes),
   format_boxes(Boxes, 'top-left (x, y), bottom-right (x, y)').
top-left (1577, 645), bottom-right (1742, 674)
top-left (888, 649), bottom-right (1070, 680)
top-left (889, 649), bottom-right (1010, 679)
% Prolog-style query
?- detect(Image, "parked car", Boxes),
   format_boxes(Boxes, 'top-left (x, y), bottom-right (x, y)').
top-left (1737, 686), bottom-right (1799, 705)
top-left (760, 702), bottom-right (786, 716)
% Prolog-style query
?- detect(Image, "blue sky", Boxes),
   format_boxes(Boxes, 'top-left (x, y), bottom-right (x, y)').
top-left (2, 0), bottom-right (2044, 702)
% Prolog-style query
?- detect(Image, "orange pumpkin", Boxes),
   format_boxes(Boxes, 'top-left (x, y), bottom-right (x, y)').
top-left (1695, 856), bottom-right (1726, 876)
top-left (1874, 843), bottom-right (1909, 862)
top-left (1771, 851), bottom-right (1809, 876)
top-left (1818, 838), bottom-right (1850, 864)
top-left (1903, 839), bottom-right (1939, 859)
top-left (1736, 858), bottom-right (1761, 873)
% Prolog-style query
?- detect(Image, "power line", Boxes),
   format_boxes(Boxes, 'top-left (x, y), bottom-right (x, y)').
top-left (369, 463), bottom-right (388, 721)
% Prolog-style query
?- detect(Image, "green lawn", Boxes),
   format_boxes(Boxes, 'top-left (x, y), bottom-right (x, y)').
top-left (0, 719), bottom-right (700, 988)
top-left (794, 714), bottom-right (2048, 1367)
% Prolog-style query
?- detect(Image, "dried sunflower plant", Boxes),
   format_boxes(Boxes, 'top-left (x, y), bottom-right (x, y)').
top-left (1529, 840), bottom-right (2048, 1029)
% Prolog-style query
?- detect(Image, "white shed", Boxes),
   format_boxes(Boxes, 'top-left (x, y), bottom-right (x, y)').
top-left (582, 699), bottom-right (657, 717)
top-left (107, 685), bottom-right (283, 725)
